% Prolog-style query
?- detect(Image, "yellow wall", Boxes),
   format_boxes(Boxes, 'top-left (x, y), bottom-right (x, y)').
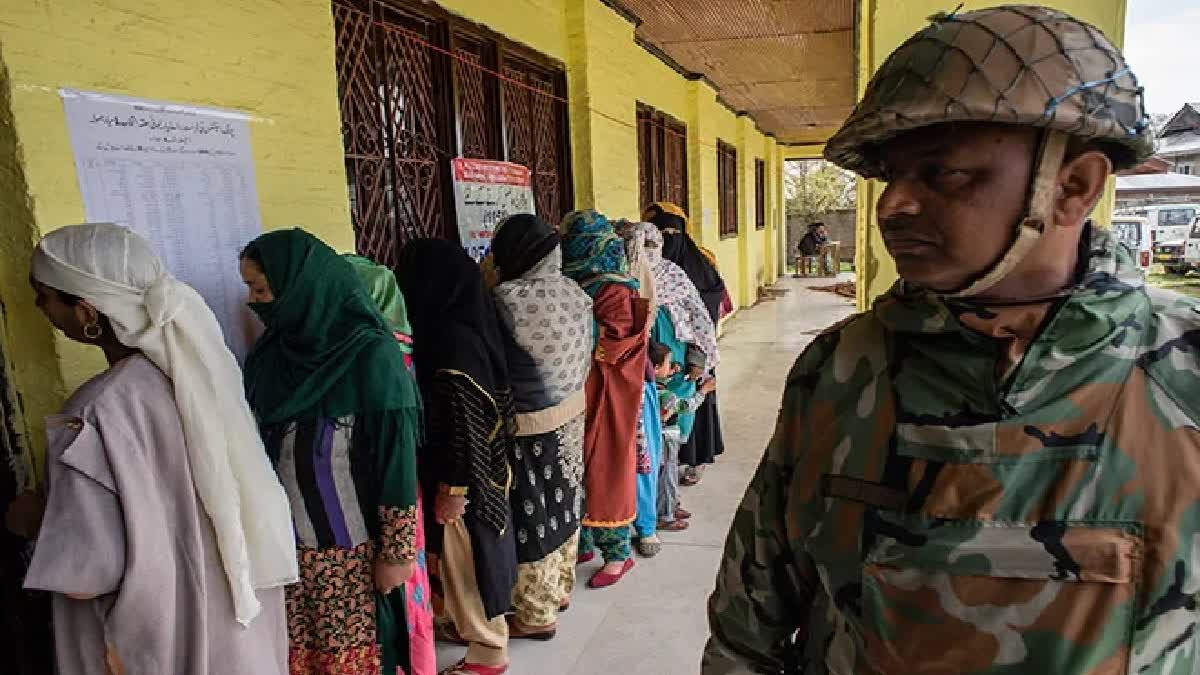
top-left (436, 0), bottom-right (569, 63)
top-left (0, 0), bottom-right (354, 464)
top-left (854, 0), bottom-right (1129, 308)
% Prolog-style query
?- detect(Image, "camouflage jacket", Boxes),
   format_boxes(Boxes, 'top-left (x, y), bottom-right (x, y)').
top-left (704, 228), bottom-right (1200, 675)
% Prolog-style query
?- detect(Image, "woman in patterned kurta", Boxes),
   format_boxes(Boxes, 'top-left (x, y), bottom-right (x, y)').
top-left (242, 229), bottom-right (423, 675)
top-left (560, 210), bottom-right (650, 589)
top-left (489, 214), bottom-right (593, 637)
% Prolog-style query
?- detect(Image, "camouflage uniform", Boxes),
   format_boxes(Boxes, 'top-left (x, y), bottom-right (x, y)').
top-left (704, 5), bottom-right (1196, 670)
top-left (704, 228), bottom-right (1200, 674)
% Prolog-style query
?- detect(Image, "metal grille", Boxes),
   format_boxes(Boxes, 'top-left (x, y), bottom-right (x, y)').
top-left (334, 1), bottom-right (393, 263)
top-left (531, 76), bottom-right (564, 222)
top-left (501, 65), bottom-right (533, 170)
top-left (334, 0), bottom-right (573, 252)
top-left (636, 103), bottom-right (689, 213)
top-left (502, 60), bottom-right (570, 225)
top-left (380, 10), bottom-right (450, 251)
top-left (452, 36), bottom-right (496, 160)
top-left (333, 0), bottom-right (453, 265)
top-left (717, 139), bottom-right (738, 238)
top-left (754, 158), bottom-right (765, 230)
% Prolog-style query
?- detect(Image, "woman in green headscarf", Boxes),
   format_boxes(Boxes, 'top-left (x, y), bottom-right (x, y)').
top-left (345, 254), bottom-right (416, 370)
top-left (239, 229), bottom-right (423, 675)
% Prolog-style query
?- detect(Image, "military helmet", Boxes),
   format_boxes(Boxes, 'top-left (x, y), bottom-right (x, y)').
top-left (824, 5), bottom-right (1154, 178)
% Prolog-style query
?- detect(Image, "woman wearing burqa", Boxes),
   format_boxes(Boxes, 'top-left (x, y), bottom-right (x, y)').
top-left (26, 222), bottom-right (295, 675)
top-left (642, 202), bottom-right (727, 485)
top-left (396, 239), bottom-right (518, 675)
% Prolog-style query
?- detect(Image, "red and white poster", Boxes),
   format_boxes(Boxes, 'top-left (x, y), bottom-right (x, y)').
top-left (451, 158), bottom-right (536, 261)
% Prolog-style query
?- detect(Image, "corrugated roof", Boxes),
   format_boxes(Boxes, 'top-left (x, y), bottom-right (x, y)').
top-left (613, 0), bottom-right (855, 144)
top-left (1116, 173), bottom-right (1200, 190)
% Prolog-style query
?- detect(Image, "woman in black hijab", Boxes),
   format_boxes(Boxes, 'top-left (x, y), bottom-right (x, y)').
top-left (643, 202), bottom-right (727, 485)
top-left (395, 239), bottom-right (517, 675)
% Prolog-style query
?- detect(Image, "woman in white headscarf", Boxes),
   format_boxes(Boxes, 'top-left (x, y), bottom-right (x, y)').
top-left (24, 222), bottom-right (295, 675)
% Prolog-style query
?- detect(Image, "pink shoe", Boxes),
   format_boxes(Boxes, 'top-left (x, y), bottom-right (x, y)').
top-left (576, 550), bottom-right (596, 565)
top-left (588, 558), bottom-right (635, 589)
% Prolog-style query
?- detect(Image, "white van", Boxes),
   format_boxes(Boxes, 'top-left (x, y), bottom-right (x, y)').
top-left (1184, 217), bottom-right (1200, 270)
top-left (1121, 204), bottom-right (1200, 274)
top-left (1112, 215), bottom-right (1152, 270)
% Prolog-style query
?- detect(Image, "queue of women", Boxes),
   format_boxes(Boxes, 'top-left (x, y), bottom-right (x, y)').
top-left (10, 200), bottom-right (727, 675)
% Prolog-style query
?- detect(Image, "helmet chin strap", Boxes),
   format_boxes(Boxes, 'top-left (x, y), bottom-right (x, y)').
top-left (944, 130), bottom-right (1069, 299)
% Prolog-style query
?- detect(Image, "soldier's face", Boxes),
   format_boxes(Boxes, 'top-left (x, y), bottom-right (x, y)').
top-left (877, 123), bottom-right (1037, 292)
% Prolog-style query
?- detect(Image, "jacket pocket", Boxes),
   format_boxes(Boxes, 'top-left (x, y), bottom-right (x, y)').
top-left (860, 518), bottom-right (1141, 675)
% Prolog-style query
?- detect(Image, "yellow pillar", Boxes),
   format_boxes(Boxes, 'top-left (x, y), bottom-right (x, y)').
top-left (736, 116), bottom-right (754, 307)
top-left (853, 0), bottom-right (1129, 309)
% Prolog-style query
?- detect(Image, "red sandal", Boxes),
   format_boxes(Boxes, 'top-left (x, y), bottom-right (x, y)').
top-left (587, 558), bottom-right (635, 589)
top-left (657, 519), bottom-right (690, 532)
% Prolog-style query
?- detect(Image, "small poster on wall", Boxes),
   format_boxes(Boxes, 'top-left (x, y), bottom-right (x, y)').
top-left (60, 88), bottom-right (263, 360)
top-left (451, 158), bottom-right (536, 261)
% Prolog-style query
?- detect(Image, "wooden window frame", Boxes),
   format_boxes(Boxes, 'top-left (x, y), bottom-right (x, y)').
top-left (636, 102), bottom-right (688, 213)
top-left (754, 158), bottom-right (766, 230)
top-left (717, 140), bottom-right (738, 239)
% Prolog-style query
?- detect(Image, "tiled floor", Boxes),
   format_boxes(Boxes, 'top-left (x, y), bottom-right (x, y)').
top-left (436, 276), bottom-right (857, 675)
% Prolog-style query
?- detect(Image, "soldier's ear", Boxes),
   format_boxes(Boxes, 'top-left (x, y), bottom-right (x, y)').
top-left (1054, 150), bottom-right (1110, 229)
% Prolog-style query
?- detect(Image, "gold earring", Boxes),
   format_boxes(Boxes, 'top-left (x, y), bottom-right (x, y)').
top-left (83, 323), bottom-right (102, 340)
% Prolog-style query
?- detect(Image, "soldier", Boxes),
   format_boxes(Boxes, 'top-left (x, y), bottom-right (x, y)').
top-left (704, 6), bottom-right (1200, 675)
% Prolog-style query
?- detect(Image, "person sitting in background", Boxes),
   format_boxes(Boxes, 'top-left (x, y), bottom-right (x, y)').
top-left (28, 222), bottom-right (294, 675)
top-left (798, 222), bottom-right (830, 256)
top-left (649, 341), bottom-right (713, 534)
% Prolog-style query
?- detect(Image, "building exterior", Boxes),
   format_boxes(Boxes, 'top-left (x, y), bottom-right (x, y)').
top-left (0, 0), bottom-right (1131, 476)
top-left (1116, 173), bottom-right (1200, 209)
top-left (1158, 102), bottom-right (1200, 175)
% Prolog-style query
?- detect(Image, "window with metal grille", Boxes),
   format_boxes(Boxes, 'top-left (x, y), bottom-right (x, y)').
top-left (331, 0), bottom-right (573, 266)
top-left (636, 103), bottom-right (688, 212)
top-left (754, 158), bottom-right (765, 230)
top-left (718, 140), bottom-right (738, 239)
